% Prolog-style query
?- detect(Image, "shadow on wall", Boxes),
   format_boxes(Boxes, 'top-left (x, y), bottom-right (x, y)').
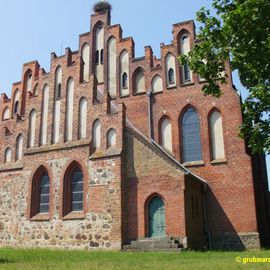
top-left (251, 153), bottom-right (270, 247)
top-left (206, 188), bottom-right (246, 250)
top-left (123, 129), bottom-right (249, 250)
top-left (124, 131), bottom-right (139, 243)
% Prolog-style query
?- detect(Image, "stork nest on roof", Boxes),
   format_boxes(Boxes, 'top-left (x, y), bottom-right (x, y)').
top-left (93, 1), bottom-right (112, 13)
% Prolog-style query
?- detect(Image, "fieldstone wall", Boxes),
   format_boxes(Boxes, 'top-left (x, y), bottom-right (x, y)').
top-left (0, 154), bottom-right (122, 250)
top-left (89, 159), bottom-right (116, 186)
top-left (210, 232), bottom-right (260, 250)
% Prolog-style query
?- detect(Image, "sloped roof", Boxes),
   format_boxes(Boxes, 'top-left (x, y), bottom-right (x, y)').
top-left (125, 120), bottom-right (208, 187)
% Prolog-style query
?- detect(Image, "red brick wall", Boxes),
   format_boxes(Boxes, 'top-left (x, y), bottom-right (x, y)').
top-left (184, 177), bottom-right (205, 249)
top-left (0, 7), bottom-right (259, 249)
top-left (124, 129), bottom-right (186, 241)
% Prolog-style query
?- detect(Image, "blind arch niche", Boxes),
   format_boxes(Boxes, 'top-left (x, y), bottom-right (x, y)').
top-left (210, 110), bottom-right (225, 160)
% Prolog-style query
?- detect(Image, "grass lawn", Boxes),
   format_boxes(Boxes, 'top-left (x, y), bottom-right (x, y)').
top-left (0, 248), bottom-right (270, 270)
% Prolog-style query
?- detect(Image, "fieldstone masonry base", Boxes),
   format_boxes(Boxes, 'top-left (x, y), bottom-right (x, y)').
top-left (0, 156), bottom-right (122, 250)
top-left (210, 232), bottom-right (260, 250)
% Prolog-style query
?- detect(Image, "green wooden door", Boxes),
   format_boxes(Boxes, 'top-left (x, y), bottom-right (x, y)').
top-left (149, 197), bottom-right (166, 237)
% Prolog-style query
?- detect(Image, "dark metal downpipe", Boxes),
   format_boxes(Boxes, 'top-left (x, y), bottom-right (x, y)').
top-left (147, 91), bottom-right (154, 140)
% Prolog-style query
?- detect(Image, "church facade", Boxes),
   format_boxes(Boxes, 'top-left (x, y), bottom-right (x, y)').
top-left (0, 3), bottom-right (269, 250)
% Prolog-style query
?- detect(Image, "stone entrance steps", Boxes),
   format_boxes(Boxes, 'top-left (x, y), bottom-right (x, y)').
top-left (123, 237), bottom-right (185, 252)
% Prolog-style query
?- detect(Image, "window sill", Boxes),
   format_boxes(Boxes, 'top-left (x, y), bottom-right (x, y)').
top-left (81, 80), bottom-right (90, 85)
top-left (90, 148), bottom-right (122, 160)
top-left (0, 161), bottom-right (23, 172)
top-left (182, 160), bottom-right (205, 167)
top-left (167, 85), bottom-right (177, 90)
top-left (211, 158), bottom-right (227, 165)
top-left (152, 90), bottom-right (163, 95)
top-left (62, 211), bottom-right (85, 220)
top-left (30, 213), bottom-right (50, 221)
top-left (120, 94), bottom-right (130, 99)
top-left (180, 82), bottom-right (195, 87)
top-left (24, 139), bottom-right (91, 155)
top-left (133, 92), bottom-right (146, 96)
top-left (199, 79), bottom-right (207, 84)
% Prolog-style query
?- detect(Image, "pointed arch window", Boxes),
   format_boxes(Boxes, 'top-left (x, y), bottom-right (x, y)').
top-left (30, 167), bottom-right (51, 218)
top-left (120, 50), bottom-right (129, 96)
top-left (55, 66), bottom-right (63, 98)
top-left (168, 68), bottom-right (175, 84)
top-left (181, 108), bottom-right (202, 162)
top-left (14, 101), bottom-right (19, 114)
top-left (70, 167), bottom-right (83, 211)
top-left (38, 173), bottom-right (50, 213)
top-left (180, 35), bottom-right (192, 83)
top-left (95, 50), bottom-right (99, 64)
top-left (100, 49), bottom-right (104, 64)
top-left (122, 72), bottom-right (128, 89)
top-left (166, 54), bottom-right (176, 87)
top-left (63, 164), bottom-right (84, 216)
top-left (13, 90), bottom-right (20, 115)
top-left (183, 63), bottom-right (191, 82)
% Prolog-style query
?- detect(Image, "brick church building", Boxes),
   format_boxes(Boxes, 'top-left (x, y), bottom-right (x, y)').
top-left (0, 2), bottom-right (269, 250)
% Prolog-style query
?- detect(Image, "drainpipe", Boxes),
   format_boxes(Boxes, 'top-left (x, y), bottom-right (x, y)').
top-left (147, 91), bottom-right (153, 139)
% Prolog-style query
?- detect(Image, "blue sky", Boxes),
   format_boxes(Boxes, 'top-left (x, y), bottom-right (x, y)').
top-left (0, 0), bottom-right (269, 184)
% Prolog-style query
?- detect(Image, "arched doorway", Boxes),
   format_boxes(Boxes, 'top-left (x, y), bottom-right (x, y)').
top-left (148, 196), bottom-right (166, 237)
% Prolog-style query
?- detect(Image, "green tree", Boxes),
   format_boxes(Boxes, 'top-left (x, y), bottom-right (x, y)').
top-left (180, 0), bottom-right (270, 154)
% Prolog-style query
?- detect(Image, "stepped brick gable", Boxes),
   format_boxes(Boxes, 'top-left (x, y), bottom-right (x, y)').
top-left (0, 3), bottom-right (269, 250)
